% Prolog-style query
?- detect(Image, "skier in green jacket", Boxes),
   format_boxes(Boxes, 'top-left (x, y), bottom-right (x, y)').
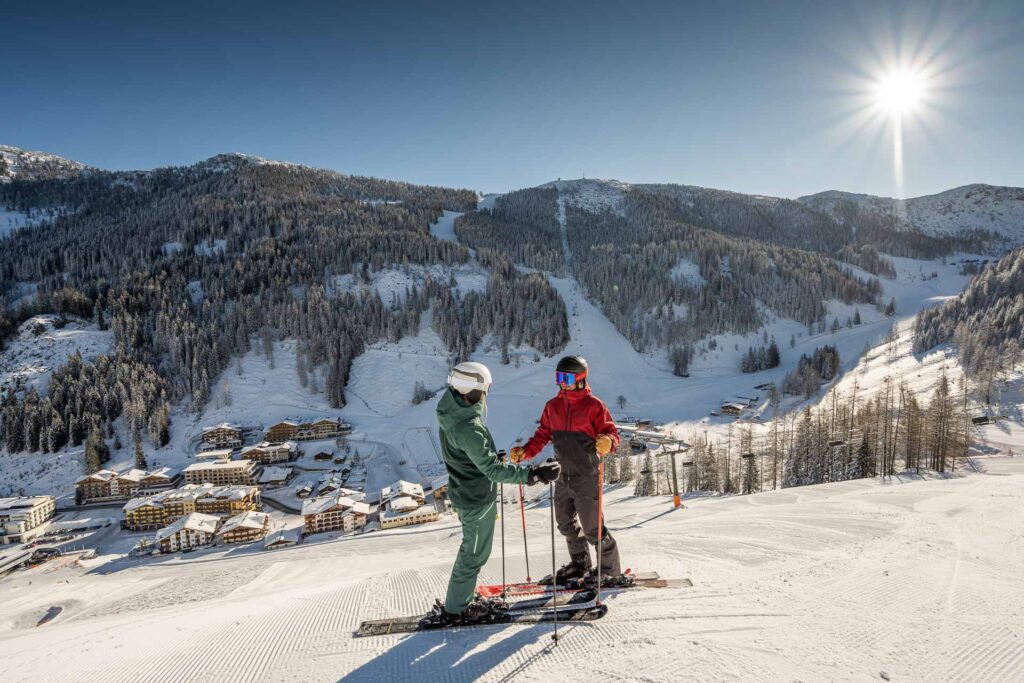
top-left (422, 361), bottom-right (561, 628)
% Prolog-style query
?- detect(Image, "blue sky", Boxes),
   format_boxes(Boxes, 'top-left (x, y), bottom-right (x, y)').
top-left (1, 0), bottom-right (1021, 197)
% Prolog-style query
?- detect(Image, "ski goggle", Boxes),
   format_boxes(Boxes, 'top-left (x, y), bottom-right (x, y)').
top-left (556, 369), bottom-right (587, 386)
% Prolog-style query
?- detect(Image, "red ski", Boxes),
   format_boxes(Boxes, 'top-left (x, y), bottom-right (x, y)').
top-left (477, 570), bottom-right (689, 598)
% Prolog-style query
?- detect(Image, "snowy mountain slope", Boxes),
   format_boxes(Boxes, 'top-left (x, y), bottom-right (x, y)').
top-left (544, 177), bottom-right (1024, 248)
top-left (0, 145), bottom-right (86, 183)
top-left (0, 315), bottom-right (112, 397)
top-left (1, 455), bottom-right (1020, 681)
top-left (800, 184), bottom-right (1024, 245)
top-left (195, 152), bottom-right (302, 173)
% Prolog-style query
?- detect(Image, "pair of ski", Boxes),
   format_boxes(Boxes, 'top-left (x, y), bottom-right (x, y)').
top-left (355, 588), bottom-right (605, 637)
top-left (354, 570), bottom-right (691, 637)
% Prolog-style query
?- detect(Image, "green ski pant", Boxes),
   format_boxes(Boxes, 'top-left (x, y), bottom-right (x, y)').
top-left (444, 501), bottom-right (497, 614)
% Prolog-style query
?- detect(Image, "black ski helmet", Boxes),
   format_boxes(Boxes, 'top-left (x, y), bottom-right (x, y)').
top-left (556, 355), bottom-right (588, 374)
top-left (556, 355), bottom-right (588, 390)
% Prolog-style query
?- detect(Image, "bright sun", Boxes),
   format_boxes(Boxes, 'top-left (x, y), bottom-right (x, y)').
top-left (874, 68), bottom-right (927, 115)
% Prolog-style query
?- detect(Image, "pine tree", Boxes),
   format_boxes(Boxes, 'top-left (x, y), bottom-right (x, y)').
top-left (603, 453), bottom-right (619, 484)
top-left (618, 451), bottom-right (635, 483)
top-left (634, 452), bottom-right (656, 496)
top-left (134, 434), bottom-right (147, 470)
top-left (84, 426), bottom-right (104, 474)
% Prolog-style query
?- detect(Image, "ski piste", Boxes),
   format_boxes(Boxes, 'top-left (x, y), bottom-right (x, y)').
top-left (476, 570), bottom-right (692, 598)
top-left (354, 602), bottom-right (602, 638)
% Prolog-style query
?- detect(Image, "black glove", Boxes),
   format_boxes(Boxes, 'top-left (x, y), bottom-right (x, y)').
top-left (526, 460), bottom-right (561, 486)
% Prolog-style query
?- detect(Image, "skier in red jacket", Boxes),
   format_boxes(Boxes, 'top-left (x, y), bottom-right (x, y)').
top-left (510, 355), bottom-right (632, 587)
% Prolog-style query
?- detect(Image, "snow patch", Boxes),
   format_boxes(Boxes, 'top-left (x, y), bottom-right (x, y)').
top-left (0, 315), bottom-right (112, 397)
top-left (333, 262), bottom-right (488, 304)
top-left (669, 257), bottom-right (705, 288)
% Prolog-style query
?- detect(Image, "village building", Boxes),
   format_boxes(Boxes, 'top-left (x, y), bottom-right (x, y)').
top-left (200, 422), bottom-right (243, 450)
top-left (295, 482), bottom-right (315, 498)
top-left (721, 402), bottom-right (745, 416)
top-left (380, 480), bottom-right (425, 506)
top-left (388, 495), bottom-right (421, 513)
top-left (264, 528), bottom-right (301, 550)
top-left (122, 484), bottom-right (261, 531)
top-left (216, 511), bottom-right (270, 545)
top-left (301, 492), bottom-right (370, 535)
top-left (380, 504), bottom-right (441, 530)
top-left (430, 475), bottom-right (449, 501)
top-left (183, 459), bottom-right (255, 486)
top-left (195, 448), bottom-right (235, 462)
top-left (377, 480), bottom-right (438, 531)
top-left (0, 496), bottom-right (56, 544)
top-left (313, 450), bottom-right (334, 461)
top-left (265, 417), bottom-right (351, 443)
top-left (75, 467), bottom-right (177, 503)
top-left (258, 466), bottom-right (293, 487)
top-left (240, 441), bottom-right (298, 464)
top-left (316, 475), bottom-right (365, 499)
top-left (155, 513), bottom-right (220, 553)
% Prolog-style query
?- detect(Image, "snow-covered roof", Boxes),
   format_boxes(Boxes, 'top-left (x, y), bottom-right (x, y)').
top-left (380, 504), bottom-right (439, 522)
top-left (242, 441), bottom-right (297, 455)
top-left (123, 498), bottom-right (164, 512)
top-left (264, 528), bottom-right (301, 547)
top-left (350, 502), bottom-right (371, 516)
top-left (388, 495), bottom-right (420, 512)
top-left (155, 512), bottom-right (220, 541)
top-left (76, 469), bottom-right (118, 484)
top-left (271, 416), bottom-right (340, 428)
top-left (117, 468), bottom-right (148, 483)
top-left (217, 511), bottom-right (269, 535)
top-left (302, 492), bottom-right (358, 517)
top-left (381, 480), bottom-right (424, 501)
top-left (142, 467), bottom-right (176, 480)
top-left (0, 496), bottom-right (54, 513)
top-left (202, 422), bottom-right (242, 433)
top-left (195, 448), bottom-right (235, 460)
top-left (258, 467), bottom-right (293, 484)
top-left (124, 484), bottom-right (258, 511)
top-left (78, 467), bottom-right (176, 485)
top-left (184, 458), bottom-right (252, 471)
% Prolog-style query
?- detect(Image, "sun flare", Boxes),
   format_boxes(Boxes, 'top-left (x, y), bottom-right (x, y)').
top-left (874, 67), bottom-right (927, 116)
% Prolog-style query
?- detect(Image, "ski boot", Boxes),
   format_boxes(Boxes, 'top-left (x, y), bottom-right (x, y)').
top-left (538, 552), bottom-right (593, 588)
top-left (418, 596), bottom-right (508, 630)
top-left (585, 568), bottom-right (636, 589)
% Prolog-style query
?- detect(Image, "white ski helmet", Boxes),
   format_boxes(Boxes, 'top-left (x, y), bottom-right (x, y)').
top-left (448, 361), bottom-right (492, 395)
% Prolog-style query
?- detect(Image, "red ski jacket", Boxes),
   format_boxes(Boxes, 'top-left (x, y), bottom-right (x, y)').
top-left (521, 386), bottom-right (619, 478)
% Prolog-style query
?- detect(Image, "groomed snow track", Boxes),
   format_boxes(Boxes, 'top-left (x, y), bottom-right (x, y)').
top-left (1, 457), bottom-right (1023, 681)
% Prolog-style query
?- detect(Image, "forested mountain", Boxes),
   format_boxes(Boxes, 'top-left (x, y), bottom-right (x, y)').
top-left (0, 145), bottom-right (87, 183)
top-left (1, 146), bottom-right (1018, 459)
top-left (454, 179), bottom-right (897, 358)
top-left (0, 150), bottom-right (567, 456)
top-left (914, 246), bottom-right (1024, 391)
top-left (800, 184), bottom-right (1024, 247)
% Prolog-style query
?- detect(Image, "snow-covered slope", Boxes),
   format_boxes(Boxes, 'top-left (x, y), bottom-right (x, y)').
top-left (195, 152), bottom-right (302, 173)
top-left (0, 315), bottom-right (112, 396)
top-left (0, 145), bottom-right (86, 183)
top-left (2, 454), bottom-right (1021, 681)
top-left (800, 184), bottom-right (1024, 245)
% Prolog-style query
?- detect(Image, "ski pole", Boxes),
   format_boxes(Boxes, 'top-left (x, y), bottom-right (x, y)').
top-left (518, 483), bottom-right (531, 581)
top-left (500, 483), bottom-right (506, 598)
top-left (549, 480), bottom-right (558, 644)
top-left (596, 455), bottom-right (604, 608)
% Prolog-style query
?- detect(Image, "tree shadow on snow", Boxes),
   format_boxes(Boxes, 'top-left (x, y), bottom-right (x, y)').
top-left (337, 621), bottom-right (575, 682)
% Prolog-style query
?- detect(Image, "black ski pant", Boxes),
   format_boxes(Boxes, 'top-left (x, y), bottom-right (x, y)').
top-left (553, 470), bottom-right (620, 575)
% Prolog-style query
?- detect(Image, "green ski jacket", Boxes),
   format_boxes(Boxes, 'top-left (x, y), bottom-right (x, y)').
top-left (436, 387), bottom-right (530, 508)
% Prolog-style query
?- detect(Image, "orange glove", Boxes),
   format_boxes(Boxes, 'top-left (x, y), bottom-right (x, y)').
top-left (595, 435), bottom-right (613, 456)
top-left (510, 446), bottom-right (527, 463)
